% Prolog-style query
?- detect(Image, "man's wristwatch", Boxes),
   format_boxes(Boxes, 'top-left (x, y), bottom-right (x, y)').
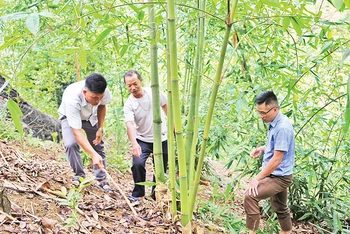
top-left (98, 128), bottom-right (103, 132)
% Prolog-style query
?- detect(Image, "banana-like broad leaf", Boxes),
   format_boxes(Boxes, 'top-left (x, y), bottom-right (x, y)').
top-left (7, 99), bottom-right (24, 136)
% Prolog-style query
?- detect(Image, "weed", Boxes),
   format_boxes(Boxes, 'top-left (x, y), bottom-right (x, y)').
top-left (56, 177), bottom-right (95, 229)
top-left (197, 180), bottom-right (246, 232)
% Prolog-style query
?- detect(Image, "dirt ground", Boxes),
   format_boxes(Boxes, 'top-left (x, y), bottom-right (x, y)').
top-left (0, 139), bottom-right (319, 233)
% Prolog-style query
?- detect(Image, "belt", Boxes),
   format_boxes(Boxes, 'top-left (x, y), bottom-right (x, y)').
top-left (60, 116), bottom-right (88, 122)
top-left (270, 174), bottom-right (292, 178)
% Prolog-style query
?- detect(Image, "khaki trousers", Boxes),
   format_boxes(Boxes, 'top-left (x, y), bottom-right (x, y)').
top-left (244, 175), bottom-right (293, 231)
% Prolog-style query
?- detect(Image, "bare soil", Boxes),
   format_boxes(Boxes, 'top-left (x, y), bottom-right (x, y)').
top-left (0, 139), bottom-right (318, 233)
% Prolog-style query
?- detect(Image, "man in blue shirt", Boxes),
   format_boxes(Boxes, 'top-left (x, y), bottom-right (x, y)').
top-left (244, 91), bottom-right (295, 234)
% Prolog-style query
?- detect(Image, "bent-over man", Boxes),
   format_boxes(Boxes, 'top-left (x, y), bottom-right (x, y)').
top-left (58, 73), bottom-right (112, 192)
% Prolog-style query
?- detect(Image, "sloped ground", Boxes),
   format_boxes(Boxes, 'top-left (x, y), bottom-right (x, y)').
top-left (0, 140), bottom-right (224, 234)
top-left (0, 139), bottom-right (319, 233)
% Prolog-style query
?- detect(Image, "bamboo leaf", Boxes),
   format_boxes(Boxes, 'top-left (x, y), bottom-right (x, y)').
top-left (310, 69), bottom-right (320, 83)
top-left (78, 50), bottom-right (87, 71)
top-left (92, 28), bottom-right (113, 47)
top-left (129, 4), bottom-right (140, 14)
top-left (291, 17), bottom-right (302, 36)
top-left (331, 0), bottom-right (343, 10)
top-left (327, 28), bottom-right (332, 39)
top-left (320, 41), bottom-right (332, 54)
top-left (112, 36), bottom-right (119, 50)
top-left (7, 99), bottom-right (24, 136)
top-left (342, 76), bottom-right (350, 133)
top-left (0, 37), bottom-right (21, 50)
top-left (52, 47), bottom-right (80, 56)
top-left (26, 13), bottom-right (40, 35)
top-left (282, 17), bottom-right (290, 30)
top-left (0, 12), bottom-right (27, 22)
top-left (261, 0), bottom-right (280, 7)
top-left (136, 181), bottom-right (156, 186)
top-left (86, 51), bottom-right (103, 64)
top-left (138, 10), bottom-right (145, 21)
top-left (119, 45), bottom-right (128, 57)
top-left (345, 0), bottom-right (350, 8)
top-left (332, 210), bottom-right (342, 232)
top-left (236, 99), bottom-right (244, 113)
top-left (39, 11), bottom-right (57, 18)
top-left (298, 212), bottom-right (313, 221)
top-left (342, 48), bottom-right (350, 61)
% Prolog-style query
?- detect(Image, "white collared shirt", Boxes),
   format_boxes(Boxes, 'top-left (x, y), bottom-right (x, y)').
top-left (58, 80), bottom-right (112, 129)
top-left (124, 87), bottom-right (167, 142)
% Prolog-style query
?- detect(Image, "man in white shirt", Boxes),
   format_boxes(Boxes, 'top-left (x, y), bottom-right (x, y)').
top-left (58, 73), bottom-right (112, 192)
top-left (123, 70), bottom-right (168, 201)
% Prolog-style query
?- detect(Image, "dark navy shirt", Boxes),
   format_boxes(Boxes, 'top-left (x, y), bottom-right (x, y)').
top-left (263, 112), bottom-right (295, 176)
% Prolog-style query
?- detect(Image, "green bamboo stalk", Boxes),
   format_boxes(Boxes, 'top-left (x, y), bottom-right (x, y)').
top-left (149, 3), bottom-right (165, 183)
top-left (166, 21), bottom-right (177, 218)
top-left (189, 0), bottom-right (239, 216)
top-left (187, 0), bottom-right (206, 184)
top-left (167, 0), bottom-right (190, 226)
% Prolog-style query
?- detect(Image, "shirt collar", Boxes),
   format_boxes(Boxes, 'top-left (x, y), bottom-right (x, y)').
top-left (269, 112), bottom-right (282, 129)
top-left (80, 89), bottom-right (89, 107)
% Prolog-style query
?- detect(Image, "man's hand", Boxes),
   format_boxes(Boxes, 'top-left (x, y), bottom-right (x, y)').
top-left (132, 143), bottom-right (142, 158)
top-left (245, 178), bottom-right (259, 197)
top-left (92, 153), bottom-right (105, 171)
top-left (93, 128), bottom-right (103, 145)
top-left (250, 147), bottom-right (263, 158)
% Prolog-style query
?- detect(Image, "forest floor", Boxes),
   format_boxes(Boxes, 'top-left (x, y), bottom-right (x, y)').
top-left (0, 139), bottom-right (320, 234)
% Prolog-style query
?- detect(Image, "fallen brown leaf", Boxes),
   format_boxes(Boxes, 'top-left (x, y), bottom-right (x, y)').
top-left (41, 216), bottom-right (57, 229)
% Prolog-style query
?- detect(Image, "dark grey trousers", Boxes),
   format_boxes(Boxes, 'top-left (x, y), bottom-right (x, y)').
top-left (61, 118), bottom-right (107, 181)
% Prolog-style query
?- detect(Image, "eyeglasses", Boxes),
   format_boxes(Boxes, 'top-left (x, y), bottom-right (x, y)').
top-left (256, 106), bottom-right (277, 115)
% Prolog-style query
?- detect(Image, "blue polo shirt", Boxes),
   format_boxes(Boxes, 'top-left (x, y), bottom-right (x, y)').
top-left (263, 112), bottom-right (295, 176)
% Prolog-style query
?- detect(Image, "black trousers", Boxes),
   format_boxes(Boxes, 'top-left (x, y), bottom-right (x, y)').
top-left (131, 139), bottom-right (168, 197)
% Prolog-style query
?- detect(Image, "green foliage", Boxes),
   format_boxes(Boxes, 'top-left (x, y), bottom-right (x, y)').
top-left (7, 99), bottom-right (24, 137)
top-left (343, 76), bottom-right (350, 133)
top-left (104, 106), bottom-right (130, 174)
top-left (56, 177), bottom-right (95, 229)
top-left (81, 151), bottom-right (91, 167)
top-left (197, 181), bottom-right (246, 232)
top-left (0, 110), bottom-right (22, 141)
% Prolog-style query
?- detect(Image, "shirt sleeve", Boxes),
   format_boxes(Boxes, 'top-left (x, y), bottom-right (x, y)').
top-left (65, 102), bottom-right (83, 129)
top-left (124, 99), bottom-right (135, 123)
top-left (274, 128), bottom-right (292, 152)
top-left (100, 87), bottom-right (112, 105)
top-left (160, 91), bottom-right (168, 106)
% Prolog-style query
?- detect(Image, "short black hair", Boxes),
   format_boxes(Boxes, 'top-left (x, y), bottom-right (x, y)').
top-left (123, 70), bottom-right (141, 83)
top-left (85, 73), bottom-right (107, 93)
top-left (255, 91), bottom-right (279, 106)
